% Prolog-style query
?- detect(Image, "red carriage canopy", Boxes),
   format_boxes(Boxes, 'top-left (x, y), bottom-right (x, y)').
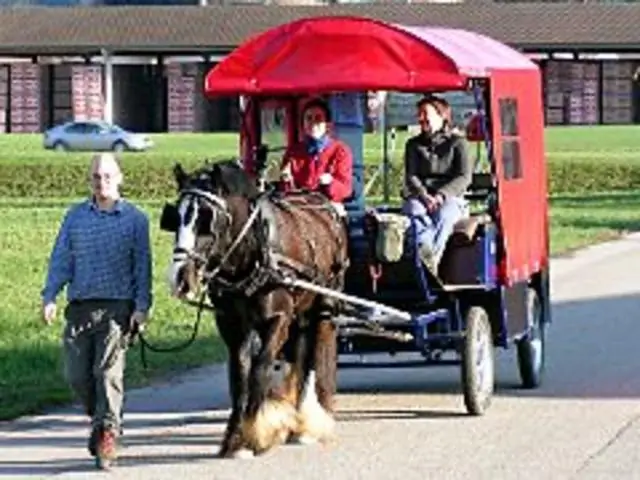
top-left (204, 16), bottom-right (538, 96)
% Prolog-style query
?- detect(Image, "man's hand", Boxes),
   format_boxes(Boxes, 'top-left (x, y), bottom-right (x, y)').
top-left (130, 311), bottom-right (147, 334)
top-left (319, 173), bottom-right (333, 185)
top-left (42, 302), bottom-right (56, 326)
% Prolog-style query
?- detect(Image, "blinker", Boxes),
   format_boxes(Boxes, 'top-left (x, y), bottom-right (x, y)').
top-left (159, 203), bottom-right (180, 232)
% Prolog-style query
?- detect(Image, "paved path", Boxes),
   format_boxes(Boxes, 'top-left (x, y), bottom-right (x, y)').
top-left (2, 234), bottom-right (640, 479)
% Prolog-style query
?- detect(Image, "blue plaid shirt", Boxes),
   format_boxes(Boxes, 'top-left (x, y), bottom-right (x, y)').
top-left (41, 198), bottom-right (153, 313)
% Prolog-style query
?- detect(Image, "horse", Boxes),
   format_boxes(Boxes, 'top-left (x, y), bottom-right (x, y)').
top-left (161, 158), bottom-right (350, 458)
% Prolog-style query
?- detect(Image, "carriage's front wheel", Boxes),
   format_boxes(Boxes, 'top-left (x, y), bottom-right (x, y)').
top-left (460, 306), bottom-right (495, 416)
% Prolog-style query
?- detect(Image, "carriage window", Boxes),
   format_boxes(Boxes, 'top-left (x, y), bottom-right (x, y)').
top-left (499, 98), bottom-right (519, 137)
top-left (499, 97), bottom-right (522, 180)
top-left (502, 138), bottom-right (522, 180)
top-left (260, 104), bottom-right (288, 181)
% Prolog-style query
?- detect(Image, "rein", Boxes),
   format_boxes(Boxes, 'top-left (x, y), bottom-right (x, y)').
top-left (135, 188), bottom-right (264, 370)
top-left (135, 185), bottom-right (347, 370)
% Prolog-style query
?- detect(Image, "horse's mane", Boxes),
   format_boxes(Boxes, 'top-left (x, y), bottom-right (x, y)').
top-left (184, 158), bottom-right (260, 201)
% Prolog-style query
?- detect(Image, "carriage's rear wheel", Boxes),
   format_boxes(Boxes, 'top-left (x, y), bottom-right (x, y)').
top-left (516, 287), bottom-right (546, 389)
top-left (460, 306), bottom-right (494, 416)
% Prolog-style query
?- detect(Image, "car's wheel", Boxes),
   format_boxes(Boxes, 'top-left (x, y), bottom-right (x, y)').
top-left (112, 141), bottom-right (127, 153)
top-left (53, 141), bottom-right (68, 152)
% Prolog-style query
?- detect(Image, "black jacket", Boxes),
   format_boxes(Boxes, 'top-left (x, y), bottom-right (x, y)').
top-left (403, 130), bottom-right (473, 200)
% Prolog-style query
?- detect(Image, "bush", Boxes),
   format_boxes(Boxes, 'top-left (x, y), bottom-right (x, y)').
top-left (547, 160), bottom-right (640, 194)
top-left (1, 158), bottom-right (639, 199)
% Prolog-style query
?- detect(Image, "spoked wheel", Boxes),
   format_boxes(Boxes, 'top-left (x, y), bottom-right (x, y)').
top-left (516, 287), bottom-right (546, 389)
top-left (460, 306), bottom-right (495, 416)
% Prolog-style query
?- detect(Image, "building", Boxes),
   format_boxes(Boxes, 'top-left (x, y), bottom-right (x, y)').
top-left (0, 3), bottom-right (640, 133)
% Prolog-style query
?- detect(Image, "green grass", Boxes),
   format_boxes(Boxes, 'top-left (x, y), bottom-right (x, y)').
top-left (549, 190), bottom-right (640, 254)
top-left (1, 124), bottom-right (640, 168)
top-left (2, 125), bottom-right (640, 421)
top-left (2, 190), bottom-right (640, 421)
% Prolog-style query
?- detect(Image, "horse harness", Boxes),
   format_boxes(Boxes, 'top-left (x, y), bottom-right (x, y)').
top-left (135, 187), bottom-right (350, 370)
top-left (180, 187), bottom-right (349, 299)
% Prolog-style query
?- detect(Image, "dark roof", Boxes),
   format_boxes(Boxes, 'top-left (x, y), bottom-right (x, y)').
top-left (1, 3), bottom-right (640, 56)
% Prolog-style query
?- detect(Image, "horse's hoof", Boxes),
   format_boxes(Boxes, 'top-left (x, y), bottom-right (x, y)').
top-left (231, 448), bottom-right (255, 459)
top-left (290, 434), bottom-right (318, 445)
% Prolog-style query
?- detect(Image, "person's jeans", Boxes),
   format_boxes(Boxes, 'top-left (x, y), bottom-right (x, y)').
top-left (402, 195), bottom-right (468, 264)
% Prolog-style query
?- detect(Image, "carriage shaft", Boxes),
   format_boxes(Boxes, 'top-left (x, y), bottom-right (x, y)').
top-left (280, 277), bottom-right (412, 321)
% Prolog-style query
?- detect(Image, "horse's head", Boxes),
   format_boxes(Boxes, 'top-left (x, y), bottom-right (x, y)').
top-left (162, 159), bottom-right (260, 300)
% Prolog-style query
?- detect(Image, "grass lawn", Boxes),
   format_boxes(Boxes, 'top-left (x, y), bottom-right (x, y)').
top-left (0, 125), bottom-right (639, 167)
top-left (549, 190), bottom-right (640, 253)
top-left (2, 189), bottom-right (640, 421)
top-left (1, 125), bottom-right (640, 421)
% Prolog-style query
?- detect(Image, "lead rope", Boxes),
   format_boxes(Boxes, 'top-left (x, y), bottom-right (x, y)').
top-left (136, 292), bottom-right (212, 370)
top-left (135, 197), bottom-right (264, 371)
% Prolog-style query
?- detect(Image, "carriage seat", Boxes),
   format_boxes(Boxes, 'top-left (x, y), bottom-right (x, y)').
top-left (450, 213), bottom-right (493, 245)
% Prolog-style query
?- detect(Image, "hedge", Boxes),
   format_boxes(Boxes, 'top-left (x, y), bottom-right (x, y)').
top-left (1, 158), bottom-right (640, 199)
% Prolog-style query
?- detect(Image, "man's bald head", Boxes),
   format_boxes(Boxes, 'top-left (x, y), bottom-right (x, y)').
top-left (89, 152), bottom-right (123, 203)
top-left (90, 152), bottom-right (121, 176)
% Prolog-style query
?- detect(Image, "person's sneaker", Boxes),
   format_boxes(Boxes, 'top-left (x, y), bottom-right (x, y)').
top-left (95, 428), bottom-right (118, 470)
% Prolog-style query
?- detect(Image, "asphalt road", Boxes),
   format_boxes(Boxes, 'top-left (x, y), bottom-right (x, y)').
top-left (2, 234), bottom-right (640, 479)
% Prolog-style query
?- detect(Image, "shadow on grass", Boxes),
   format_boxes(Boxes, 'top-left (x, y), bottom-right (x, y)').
top-left (551, 190), bottom-right (640, 208)
top-left (566, 216), bottom-right (640, 232)
top-left (550, 190), bottom-right (640, 234)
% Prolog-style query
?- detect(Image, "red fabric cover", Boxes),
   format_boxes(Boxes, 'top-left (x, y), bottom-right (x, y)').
top-left (204, 16), bottom-right (538, 96)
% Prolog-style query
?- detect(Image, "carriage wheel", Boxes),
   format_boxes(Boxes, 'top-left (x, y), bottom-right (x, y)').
top-left (460, 306), bottom-right (494, 416)
top-left (516, 287), bottom-right (546, 389)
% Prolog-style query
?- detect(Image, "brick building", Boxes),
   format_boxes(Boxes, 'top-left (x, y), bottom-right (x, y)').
top-left (0, 3), bottom-right (639, 133)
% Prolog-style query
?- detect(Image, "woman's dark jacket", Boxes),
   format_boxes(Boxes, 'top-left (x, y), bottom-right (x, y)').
top-left (403, 130), bottom-right (473, 200)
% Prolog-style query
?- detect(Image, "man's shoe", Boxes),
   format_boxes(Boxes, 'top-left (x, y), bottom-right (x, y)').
top-left (88, 426), bottom-right (99, 457)
top-left (95, 428), bottom-right (118, 470)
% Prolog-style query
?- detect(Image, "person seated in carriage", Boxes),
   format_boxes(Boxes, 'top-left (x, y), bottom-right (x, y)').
top-left (402, 94), bottom-right (473, 273)
top-left (276, 98), bottom-right (354, 213)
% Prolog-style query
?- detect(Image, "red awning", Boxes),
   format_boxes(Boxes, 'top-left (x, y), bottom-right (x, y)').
top-left (204, 16), bottom-right (537, 96)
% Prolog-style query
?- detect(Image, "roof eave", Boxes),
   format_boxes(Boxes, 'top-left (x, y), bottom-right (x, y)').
top-left (516, 42), bottom-right (640, 53)
top-left (0, 45), bottom-right (236, 57)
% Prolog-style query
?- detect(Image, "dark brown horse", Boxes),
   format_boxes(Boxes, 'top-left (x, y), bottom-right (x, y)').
top-left (162, 159), bottom-right (349, 458)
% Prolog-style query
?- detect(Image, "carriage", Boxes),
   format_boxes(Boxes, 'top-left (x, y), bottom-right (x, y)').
top-left (200, 15), bottom-right (551, 416)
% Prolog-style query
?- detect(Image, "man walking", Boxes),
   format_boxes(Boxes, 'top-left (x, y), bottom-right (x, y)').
top-left (41, 152), bottom-right (152, 470)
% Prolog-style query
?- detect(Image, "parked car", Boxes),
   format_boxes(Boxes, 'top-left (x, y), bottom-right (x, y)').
top-left (43, 121), bottom-right (153, 152)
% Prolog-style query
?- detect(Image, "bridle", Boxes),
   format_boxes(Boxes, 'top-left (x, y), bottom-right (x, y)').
top-left (139, 179), bottom-right (267, 370)
top-left (173, 186), bottom-right (263, 288)
top-left (172, 187), bottom-right (230, 264)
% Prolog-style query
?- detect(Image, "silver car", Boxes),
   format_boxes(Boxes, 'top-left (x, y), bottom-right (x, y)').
top-left (43, 121), bottom-right (153, 152)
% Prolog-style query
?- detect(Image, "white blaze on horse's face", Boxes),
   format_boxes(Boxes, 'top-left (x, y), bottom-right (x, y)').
top-left (168, 195), bottom-right (199, 296)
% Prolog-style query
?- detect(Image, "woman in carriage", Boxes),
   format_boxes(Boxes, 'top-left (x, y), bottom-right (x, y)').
top-left (402, 94), bottom-right (474, 273)
top-left (277, 97), bottom-right (354, 211)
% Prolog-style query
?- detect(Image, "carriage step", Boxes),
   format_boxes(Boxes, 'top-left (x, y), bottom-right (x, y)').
top-left (439, 284), bottom-right (489, 292)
